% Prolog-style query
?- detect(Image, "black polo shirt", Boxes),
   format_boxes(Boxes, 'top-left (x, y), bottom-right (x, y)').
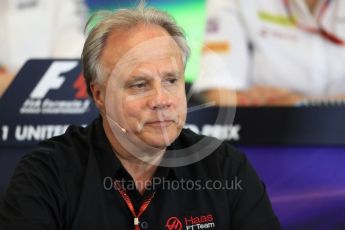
top-left (0, 117), bottom-right (280, 230)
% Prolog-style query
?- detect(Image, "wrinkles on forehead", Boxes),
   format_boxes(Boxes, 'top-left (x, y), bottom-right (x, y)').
top-left (99, 23), bottom-right (178, 82)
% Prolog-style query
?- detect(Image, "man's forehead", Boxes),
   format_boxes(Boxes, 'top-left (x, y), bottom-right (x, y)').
top-left (101, 24), bottom-right (176, 65)
top-left (101, 24), bottom-right (183, 79)
top-left (110, 56), bottom-right (183, 84)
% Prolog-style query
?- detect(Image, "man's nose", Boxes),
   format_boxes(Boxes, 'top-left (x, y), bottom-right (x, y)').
top-left (148, 85), bottom-right (172, 110)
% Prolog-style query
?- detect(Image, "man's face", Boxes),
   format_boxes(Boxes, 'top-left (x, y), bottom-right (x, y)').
top-left (95, 24), bottom-right (187, 150)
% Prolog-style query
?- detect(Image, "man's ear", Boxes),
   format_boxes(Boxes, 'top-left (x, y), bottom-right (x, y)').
top-left (90, 83), bottom-right (105, 111)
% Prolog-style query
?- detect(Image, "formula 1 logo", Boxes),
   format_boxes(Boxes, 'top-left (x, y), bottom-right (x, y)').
top-left (30, 61), bottom-right (77, 99)
top-left (20, 60), bottom-right (90, 114)
top-left (0, 59), bottom-right (97, 145)
top-left (165, 217), bottom-right (183, 230)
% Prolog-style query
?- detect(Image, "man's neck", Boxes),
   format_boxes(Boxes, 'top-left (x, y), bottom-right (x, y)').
top-left (117, 157), bottom-right (159, 194)
top-left (114, 147), bottom-right (164, 195)
top-left (305, 0), bottom-right (319, 13)
top-left (102, 117), bottom-right (164, 194)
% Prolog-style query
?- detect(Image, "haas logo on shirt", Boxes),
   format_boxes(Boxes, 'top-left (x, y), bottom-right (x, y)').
top-left (165, 217), bottom-right (183, 230)
top-left (165, 214), bottom-right (215, 230)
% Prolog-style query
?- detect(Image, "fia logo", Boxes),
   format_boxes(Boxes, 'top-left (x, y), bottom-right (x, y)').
top-left (20, 60), bottom-right (89, 114)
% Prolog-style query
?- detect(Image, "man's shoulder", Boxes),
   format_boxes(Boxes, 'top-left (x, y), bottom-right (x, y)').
top-left (178, 128), bottom-right (247, 173)
top-left (23, 120), bottom-right (96, 171)
top-left (179, 128), bottom-right (244, 157)
top-left (37, 123), bottom-right (89, 151)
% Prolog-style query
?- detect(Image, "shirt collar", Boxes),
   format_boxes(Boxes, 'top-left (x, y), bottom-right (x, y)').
top-left (91, 115), bottom-right (180, 181)
top-left (92, 115), bottom-right (124, 179)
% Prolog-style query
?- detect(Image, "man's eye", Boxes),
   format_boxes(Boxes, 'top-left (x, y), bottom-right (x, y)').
top-left (131, 82), bottom-right (147, 89)
top-left (166, 78), bottom-right (177, 84)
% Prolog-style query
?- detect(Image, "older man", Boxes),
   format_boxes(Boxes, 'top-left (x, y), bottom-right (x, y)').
top-left (0, 2), bottom-right (280, 230)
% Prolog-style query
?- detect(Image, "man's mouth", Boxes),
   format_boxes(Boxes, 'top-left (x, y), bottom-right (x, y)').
top-left (145, 120), bottom-right (175, 128)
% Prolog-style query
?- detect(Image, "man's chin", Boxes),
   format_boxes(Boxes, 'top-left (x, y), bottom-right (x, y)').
top-left (143, 138), bottom-right (173, 149)
top-left (139, 134), bottom-right (176, 149)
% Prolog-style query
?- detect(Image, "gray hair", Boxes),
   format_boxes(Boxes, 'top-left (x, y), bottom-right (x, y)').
top-left (81, 0), bottom-right (190, 97)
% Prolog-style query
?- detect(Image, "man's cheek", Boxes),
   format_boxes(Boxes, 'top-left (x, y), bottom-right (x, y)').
top-left (176, 96), bottom-right (187, 111)
top-left (125, 104), bottom-right (143, 117)
top-left (123, 106), bottom-right (144, 126)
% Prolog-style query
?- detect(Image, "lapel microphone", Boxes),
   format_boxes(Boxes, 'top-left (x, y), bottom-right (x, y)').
top-left (106, 114), bottom-right (127, 133)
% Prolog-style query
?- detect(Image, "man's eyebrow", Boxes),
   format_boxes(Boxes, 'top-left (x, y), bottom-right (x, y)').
top-left (132, 76), bottom-right (148, 80)
top-left (161, 71), bottom-right (181, 77)
top-left (126, 75), bottom-right (151, 83)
